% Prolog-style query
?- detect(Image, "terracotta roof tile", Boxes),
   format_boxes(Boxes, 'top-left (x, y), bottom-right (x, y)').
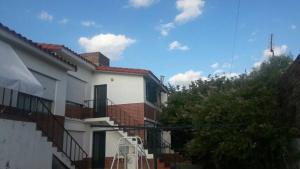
top-left (37, 43), bottom-right (96, 67)
top-left (0, 23), bottom-right (77, 70)
top-left (37, 43), bottom-right (63, 51)
top-left (96, 66), bottom-right (150, 75)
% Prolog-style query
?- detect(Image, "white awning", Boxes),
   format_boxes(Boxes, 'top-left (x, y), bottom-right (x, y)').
top-left (0, 39), bottom-right (43, 96)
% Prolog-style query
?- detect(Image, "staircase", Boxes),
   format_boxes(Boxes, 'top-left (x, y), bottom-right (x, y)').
top-left (84, 98), bottom-right (144, 138)
top-left (145, 130), bottom-right (190, 169)
top-left (85, 98), bottom-right (176, 169)
top-left (0, 88), bottom-right (89, 169)
top-left (103, 99), bottom-right (177, 169)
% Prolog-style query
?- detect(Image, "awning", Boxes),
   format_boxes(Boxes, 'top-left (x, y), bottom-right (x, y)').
top-left (0, 39), bottom-right (43, 96)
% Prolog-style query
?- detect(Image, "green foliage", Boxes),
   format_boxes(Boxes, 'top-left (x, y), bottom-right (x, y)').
top-left (161, 56), bottom-right (298, 169)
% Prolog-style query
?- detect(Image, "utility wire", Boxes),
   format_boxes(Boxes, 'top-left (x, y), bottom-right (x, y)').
top-left (229, 0), bottom-right (241, 73)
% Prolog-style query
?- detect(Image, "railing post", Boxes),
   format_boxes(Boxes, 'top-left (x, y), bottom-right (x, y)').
top-left (70, 139), bottom-right (73, 162)
top-left (52, 115), bottom-right (55, 143)
top-left (9, 90), bottom-right (13, 107)
top-left (46, 111), bottom-right (50, 139)
top-left (2, 88), bottom-right (5, 105)
top-left (65, 132), bottom-right (68, 157)
top-left (74, 143), bottom-right (77, 162)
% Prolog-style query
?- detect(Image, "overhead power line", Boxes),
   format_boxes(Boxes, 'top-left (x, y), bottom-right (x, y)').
top-left (229, 0), bottom-right (241, 73)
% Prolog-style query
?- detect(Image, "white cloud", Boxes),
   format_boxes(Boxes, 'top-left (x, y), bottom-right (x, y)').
top-left (253, 60), bottom-right (263, 69)
top-left (248, 31), bottom-right (257, 42)
top-left (213, 70), bottom-right (239, 79)
top-left (263, 45), bottom-right (288, 57)
top-left (248, 37), bottom-right (256, 42)
top-left (253, 44), bottom-right (288, 69)
top-left (78, 33), bottom-right (136, 60)
top-left (59, 18), bottom-right (69, 24)
top-left (291, 24), bottom-right (297, 30)
top-left (222, 62), bottom-right (231, 68)
top-left (213, 69), bottom-right (223, 74)
top-left (169, 41), bottom-right (189, 51)
top-left (175, 0), bottom-right (205, 24)
top-left (156, 0), bottom-right (205, 36)
top-left (38, 10), bottom-right (53, 22)
top-left (81, 20), bottom-right (101, 28)
top-left (158, 22), bottom-right (175, 36)
top-left (210, 62), bottom-right (219, 69)
top-left (169, 70), bottom-right (207, 87)
top-left (81, 21), bottom-right (95, 27)
top-left (129, 0), bottom-right (155, 8)
top-left (220, 72), bottom-right (239, 79)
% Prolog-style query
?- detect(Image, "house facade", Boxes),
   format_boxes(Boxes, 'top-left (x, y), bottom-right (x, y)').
top-left (0, 23), bottom-right (171, 169)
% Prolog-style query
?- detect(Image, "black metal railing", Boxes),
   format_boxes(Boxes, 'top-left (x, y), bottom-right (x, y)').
top-left (0, 87), bottom-right (89, 169)
top-left (144, 129), bottom-right (173, 154)
top-left (84, 98), bottom-right (144, 138)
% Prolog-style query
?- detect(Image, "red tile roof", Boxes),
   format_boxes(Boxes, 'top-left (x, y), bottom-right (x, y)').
top-left (96, 66), bottom-right (150, 75)
top-left (0, 23), bottom-right (76, 70)
top-left (37, 43), bottom-right (96, 67)
top-left (38, 43), bottom-right (63, 51)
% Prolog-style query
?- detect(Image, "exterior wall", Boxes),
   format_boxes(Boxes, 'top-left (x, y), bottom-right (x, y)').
top-left (13, 46), bottom-right (69, 116)
top-left (31, 71), bottom-right (56, 101)
top-left (161, 91), bottom-right (168, 106)
top-left (92, 73), bottom-right (145, 105)
top-left (66, 75), bottom-right (87, 105)
top-left (67, 66), bottom-right (94, 104)
top-left (143, 77), bottom-right (167, 110)
top-left (64, 118), bottom-right (91, 157)
top-left (88, 127), bottom-right (131, 158)
top-left (0, 118), bottom-right (75, 169)
top-left (110, 103), bottom-right (145, 124)
top-left (0, 119), bottom-right (51, 169)
top-left (144, 103), bottom-right (161, 121)
top-left (65, 66), bottom-right (94, 119)
top-left (81, 52), bottom-right (110, 66)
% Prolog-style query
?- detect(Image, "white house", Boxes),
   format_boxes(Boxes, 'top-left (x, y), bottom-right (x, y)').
top-left (0, 23), bottom-right (172, 169)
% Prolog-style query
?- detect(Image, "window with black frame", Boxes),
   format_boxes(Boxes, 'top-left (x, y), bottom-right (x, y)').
top-left (146, 80), bottom-right (158, 105)
top-left (17, 92), bottom-right (52, 113)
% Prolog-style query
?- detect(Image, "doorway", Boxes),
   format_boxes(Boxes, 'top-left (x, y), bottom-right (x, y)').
top-left (92, 131), bottom-right (106, 169)
top-left (94, 85), bottom-right (107, 117)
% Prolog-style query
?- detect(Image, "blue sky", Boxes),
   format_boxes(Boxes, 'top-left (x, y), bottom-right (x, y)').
top-left (0, 0), bottom-right (299, 86)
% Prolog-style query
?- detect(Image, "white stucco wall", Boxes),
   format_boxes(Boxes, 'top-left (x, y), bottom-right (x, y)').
top-left (64, 118), bottom-right (91, 157)
top-left (92, 73), bottom-right (145, 104)
top-left (0, 119), bottom-right (53, 169)
top-left (0, 119), bottom-right (75, 169)
top-left (13, 46), bottom-right (69, 116)
top-left (67, 66), bottom-right (94, 104)
top-left (87, 126), bottom-right (129, 157)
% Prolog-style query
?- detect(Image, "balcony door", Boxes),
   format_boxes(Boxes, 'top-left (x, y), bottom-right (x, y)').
top-left (94, 85), bottom-right (107, 117)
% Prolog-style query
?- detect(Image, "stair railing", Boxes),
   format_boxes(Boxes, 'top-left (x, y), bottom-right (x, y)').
top-left (0, 87), bottom-right (89, 169)
top-left (84, 98), bottom-right (144, 139)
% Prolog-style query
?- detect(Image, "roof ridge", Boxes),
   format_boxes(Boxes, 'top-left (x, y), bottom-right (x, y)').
top-left (97, 65), bottom-right (150, 72)
top-left (0, 23), bottom-right (77, 70)
top-left (37, 42), bottom-right (97, 67)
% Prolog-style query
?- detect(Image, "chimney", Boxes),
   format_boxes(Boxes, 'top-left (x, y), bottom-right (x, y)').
top-left (80, 52), bottom-right (110, 66)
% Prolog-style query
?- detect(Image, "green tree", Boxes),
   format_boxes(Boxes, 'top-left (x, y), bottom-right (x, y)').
top-left (161, 56), bottom-right (298, 169)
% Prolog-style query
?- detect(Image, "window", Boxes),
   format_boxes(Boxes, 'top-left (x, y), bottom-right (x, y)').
top-left (146, 80), bottom-right (158, 104)
top-left (17, 92), bottom-right (52, 113)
